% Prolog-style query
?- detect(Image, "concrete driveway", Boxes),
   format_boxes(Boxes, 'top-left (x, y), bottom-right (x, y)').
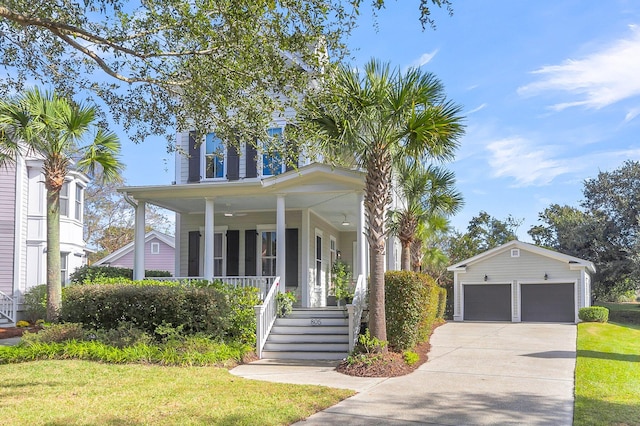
top-left (295, 322), bottom-right (576, 425)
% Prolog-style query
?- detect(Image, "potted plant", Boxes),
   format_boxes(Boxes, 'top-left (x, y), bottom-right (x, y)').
top-left (276, 291), bottom-right (297, 317)
top-left (332, 259), bottom-right (353, 305)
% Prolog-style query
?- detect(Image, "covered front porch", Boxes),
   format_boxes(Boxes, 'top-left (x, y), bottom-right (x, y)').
top-left (120, 163), bottom-right (369, 308)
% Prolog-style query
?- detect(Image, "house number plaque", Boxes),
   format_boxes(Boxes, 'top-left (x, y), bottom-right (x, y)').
top-left (310, 318), bottom-right (322, 326)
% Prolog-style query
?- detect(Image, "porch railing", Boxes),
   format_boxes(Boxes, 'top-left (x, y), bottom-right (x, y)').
top-left (151, 276), bottom-right (276, 299)
top-left (347, 274), bottom-right (367, 352)
top-left (254, 276), bottom-right (280, 359)
top-left (0, 290), bottom-right (16, 325)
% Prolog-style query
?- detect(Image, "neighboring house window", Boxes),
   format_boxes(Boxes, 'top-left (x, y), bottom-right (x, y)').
top-left (260, 230), bottom-right (277, 276)
top-left (59, 182), bottom-right (69, 217)
top-left (151, 242), bottom-right (160, 254)
top-left (262, 128), bottom-right (284, 176)
top-left (205, 133), bottom-right (224, 179)
top-left (60, 252), bottom-right (69, 286)
top-left (75, 184), bottom-right (83, 221)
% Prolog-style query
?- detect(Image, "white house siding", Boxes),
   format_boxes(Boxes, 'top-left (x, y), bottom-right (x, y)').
top-left (0, 164), bottom-right (17, 296)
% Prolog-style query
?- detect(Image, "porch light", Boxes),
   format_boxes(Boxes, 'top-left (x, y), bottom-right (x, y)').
top-left (341, 214), bottom-right (350, 226)
top-left (544, 273), bottom-right (548, 280)
top-left (484, 274), bottom-right (488, 282)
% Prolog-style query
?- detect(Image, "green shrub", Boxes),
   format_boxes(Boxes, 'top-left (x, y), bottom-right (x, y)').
top-left (384, 271), bottom-right (445, 351)
top-left (21, 322), bottom-right (86, 345)
top-left (60, 283), bottom-right (259, 345)
top-left (579, 306), bottom-right (609, 323)
top-left (70, 265), bottom-right (171, 284)
top-left (403, 350), bottom-right (419, 365)
top-left (93, 322), bottom-right (154, 348)
top-left (276, 291), bottom-right (296, 317)
top-left (22, 284), bottom-right (47, 323)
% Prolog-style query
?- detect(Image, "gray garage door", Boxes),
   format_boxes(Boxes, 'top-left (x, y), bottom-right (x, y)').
top-left (521, 283), bottom-right (574, 322)
top-left (464, 284), bottom-right (511, 321)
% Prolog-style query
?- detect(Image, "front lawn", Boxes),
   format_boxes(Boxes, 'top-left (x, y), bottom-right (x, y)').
top-left (595, 302), bottom-right (640, 324)
top-left (574, 322), bottom-right (640, 426)
top-left (0, 360), bottom-right (354, 425)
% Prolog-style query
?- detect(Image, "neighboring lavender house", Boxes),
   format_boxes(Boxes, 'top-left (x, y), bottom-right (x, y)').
top-left (0, 155), bottom-right (89, 324)
top-left (92, 230), bottom-right (175, 276)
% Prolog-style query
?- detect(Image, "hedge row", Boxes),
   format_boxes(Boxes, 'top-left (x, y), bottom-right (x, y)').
top-left (60, 283), bottom-right (259, 345)
top-left (384, 271), bottom-right (446, 351)
top-left (70, 265), bottom-right (171, 284)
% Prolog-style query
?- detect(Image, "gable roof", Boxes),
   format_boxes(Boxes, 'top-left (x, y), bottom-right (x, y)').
top-left (93, 230), bottom-right (175, 266)
top-left (447, 240), bottom-right (596, 274)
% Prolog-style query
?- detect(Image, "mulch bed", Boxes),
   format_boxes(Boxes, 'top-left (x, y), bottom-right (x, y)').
top-left (0, 326), bottom-right (41, 339)
top-left (336, 321), bottom-right (444, 377)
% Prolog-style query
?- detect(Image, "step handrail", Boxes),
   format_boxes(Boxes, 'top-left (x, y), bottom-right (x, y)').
top-left (254, 276), bottom-right (280, 359)
top-left (347, 274), bottom-right (367, 352)
top-left (0, 290), bottom-right (16, 324)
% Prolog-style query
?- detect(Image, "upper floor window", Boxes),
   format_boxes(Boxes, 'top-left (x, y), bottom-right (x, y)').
top-left (75, 185), bottom-right (83, 221)
top-left (151, 242), bottom-right (160, 254)
top-left (59, 182), bottom-right (69, 217)
top-left (205, 133), bottom-right (224, 179)
top-left (262, 128), bottom-right (284, 176)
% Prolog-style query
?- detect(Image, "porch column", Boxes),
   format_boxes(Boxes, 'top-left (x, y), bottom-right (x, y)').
top-left (276, 194), bottom-right (286, 292)
top-left (204, 197), bottom-right (215, 281)
top-left (133, 200), bottom-right (146, 281)
top-left (357, 192), bottom-right (366, 280)
top-left (301, 208), bottom-right (310, 307)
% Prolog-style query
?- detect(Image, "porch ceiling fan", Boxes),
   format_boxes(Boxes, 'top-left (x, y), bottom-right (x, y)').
top-left (223, 211), bottom-right (247, 217)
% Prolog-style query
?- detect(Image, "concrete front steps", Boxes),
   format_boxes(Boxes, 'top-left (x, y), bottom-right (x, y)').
top-left (261, 308), bottom-right (350, 360)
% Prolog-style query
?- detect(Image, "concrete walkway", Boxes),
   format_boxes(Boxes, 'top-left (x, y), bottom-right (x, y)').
top-left (232, 322), bottom-right (577, 425)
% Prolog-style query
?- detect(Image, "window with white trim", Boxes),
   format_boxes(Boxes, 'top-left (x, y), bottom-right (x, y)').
top-left (214, 232), bottom-right (224, 276)
top-left (60, 252), bottom-right (69, 285)
top-left (315, 230), bottom-right (323, 287)
top-left (151, 242), bottom-right (160, 254)
top-left (59, 182), bottom-right (69, 217)
top-left (75, 184), bottom-right (83, 221)
top-left (260, 230), bottom-right (277, 276)
top-left (262, 128), bottom-right (284, 176)
top-left (204, 133), bottom-right (225, 179)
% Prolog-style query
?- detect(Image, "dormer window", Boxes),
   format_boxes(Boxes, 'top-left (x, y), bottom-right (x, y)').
top-left (205, 133), bottom-right (225, 179)
top-left (262, 128), bottom-right (284, 176)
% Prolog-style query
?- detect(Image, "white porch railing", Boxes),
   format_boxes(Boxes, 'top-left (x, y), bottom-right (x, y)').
top-left (0, 290), bottom-right (16, 324)
top-left (347, 274), bottom-right (367, 352)
top-left (254, 276), bottom-right (280, 359)
top-left (151, 276), bottom-right (277, 299)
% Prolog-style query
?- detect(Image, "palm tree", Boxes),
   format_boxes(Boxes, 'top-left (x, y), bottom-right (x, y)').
top-left (389, 160), bottom-right (463, 271)
top-left (301, 59), bottom-right (464, 344)
top-left (0, 88), bottom-right (123, 321)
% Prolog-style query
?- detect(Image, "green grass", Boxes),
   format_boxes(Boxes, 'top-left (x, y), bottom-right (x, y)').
top-left (0, 360), bottom-right (354, 425)
top-left (574, 322), bottom-right (640, 426)
top-left (594, 302), bottom-right (640, 324)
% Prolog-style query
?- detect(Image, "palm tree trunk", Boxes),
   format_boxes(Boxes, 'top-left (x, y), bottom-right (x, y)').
top-left (364, 149), bottom-right (392, 347)
top-left (46, 187), bottom-right (62, 322)
top-left (401, 240), bottom-right (411, 271)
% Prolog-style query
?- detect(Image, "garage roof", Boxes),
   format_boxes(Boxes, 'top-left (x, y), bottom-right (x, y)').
top-left (447, 240), bottom-right (596, 274)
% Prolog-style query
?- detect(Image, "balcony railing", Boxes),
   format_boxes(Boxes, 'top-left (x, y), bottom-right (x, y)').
top-left (151, 276), bottom-right (277, 299)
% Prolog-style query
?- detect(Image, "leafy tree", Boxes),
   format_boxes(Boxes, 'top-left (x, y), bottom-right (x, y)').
top-left (446, 211), bottom-right (521, 264)
top-left (0, 87), bottom-right (123, 321)
top-left (84, 173), bottom-right (172, 262)
top-left (0, 0), bottom-right (453, 145)
top-left (301, 59), bottom-right (464, 345)
top-left (389, 160), bottom-right (462, 270)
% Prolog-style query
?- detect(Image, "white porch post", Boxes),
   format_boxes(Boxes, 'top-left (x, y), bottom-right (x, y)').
top-left (276, 194), bottom-right (286, 293)
top-left (357, 192), bottom-right (366, 280)
top-left (133, 200), bottom-right (146, 281)
top-left (301, 208), bottom-right (310, 307)
top-left (204, 197), bottom-right (215, 281)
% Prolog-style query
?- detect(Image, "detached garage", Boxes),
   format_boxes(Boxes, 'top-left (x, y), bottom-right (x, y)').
top-left (447, 241), bottom-right (595, 323)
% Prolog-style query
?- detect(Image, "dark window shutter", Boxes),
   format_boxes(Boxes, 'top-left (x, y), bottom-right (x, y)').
top-left (244, 230), bottom-right (257, 276)
top-left (245, 141), bottom-right (257, 178)
top-left (285, 228), bottom-right (298, 287)
top-left (226, 230), bottom-right (239, 276)
top-left (187, 131), bottom-right (201, 183)
top-left (227, 145), bottom-right (240, 181)
top-left (188, 231), bottom-right (200, 276)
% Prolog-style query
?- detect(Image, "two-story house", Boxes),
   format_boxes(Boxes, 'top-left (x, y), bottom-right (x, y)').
top-left (120, 129), bottom-right (402, 308)
top-left (0, 155), bottom-right (88, 324)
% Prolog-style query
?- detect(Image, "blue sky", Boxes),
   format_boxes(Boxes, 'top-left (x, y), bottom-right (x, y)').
top-left (122, 0), bottom-right (640, 240)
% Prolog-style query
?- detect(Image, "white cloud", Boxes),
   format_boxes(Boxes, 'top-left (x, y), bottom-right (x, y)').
top-left (518, 25), bottom-right (640, 110)
top-left (467, 103), bottom-right (488, 115)
top-left (486, 137), bottom-right (571, 187)
top-left (624, 107), bottom-right (640, 123)
top-left (407, 50), bottom-right (439, 69)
